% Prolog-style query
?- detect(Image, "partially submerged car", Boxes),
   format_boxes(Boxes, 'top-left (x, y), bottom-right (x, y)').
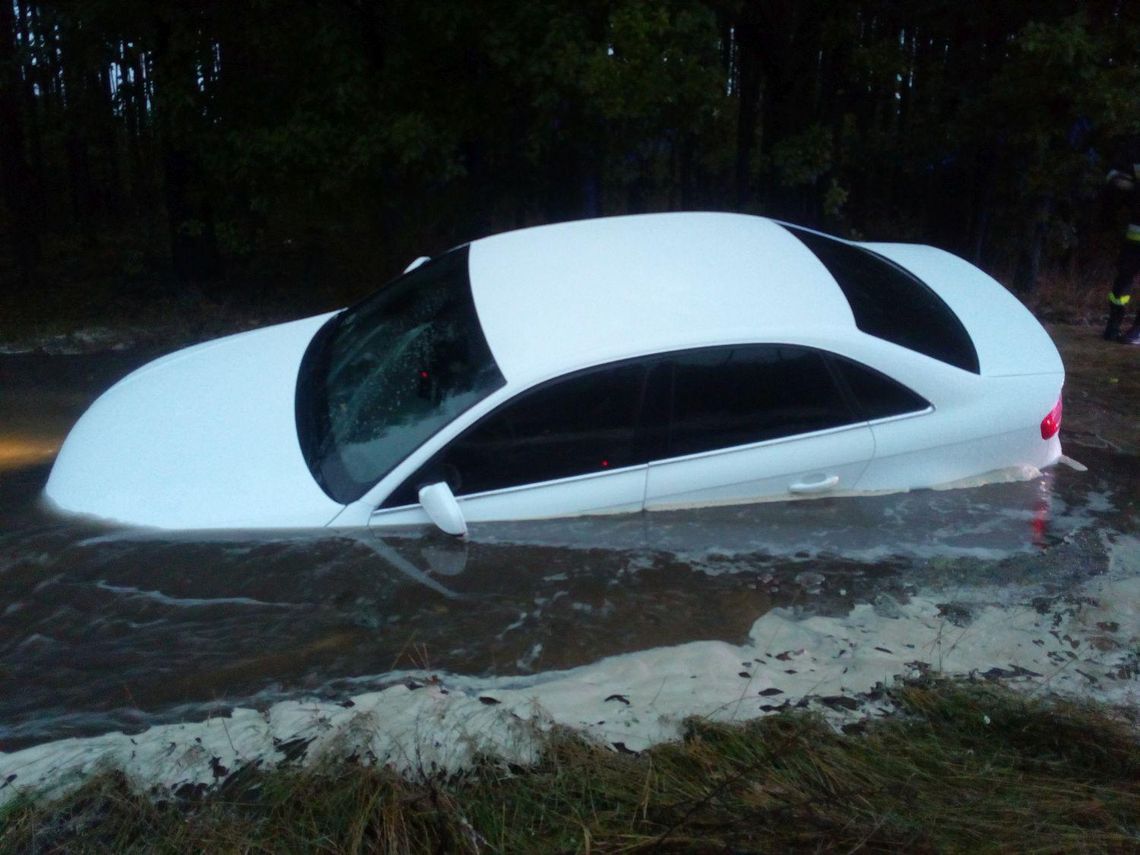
top-left (45, 213), bottom-right (1064, 535)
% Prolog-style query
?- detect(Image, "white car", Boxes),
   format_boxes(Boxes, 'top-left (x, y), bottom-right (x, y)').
top-left (44, 213), bottom-right (1064, 535)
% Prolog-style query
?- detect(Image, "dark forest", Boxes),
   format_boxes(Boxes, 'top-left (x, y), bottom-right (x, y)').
top-left (2, 0), bottom-right (1138, 322)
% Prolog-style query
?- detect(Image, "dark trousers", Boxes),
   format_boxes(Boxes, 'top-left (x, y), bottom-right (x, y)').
top-left (1105, 239), bottom-right (1140, 338)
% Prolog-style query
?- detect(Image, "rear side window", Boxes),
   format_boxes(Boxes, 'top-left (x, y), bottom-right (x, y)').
top-left (786, 226), bottom-right (980, 373)
top-left (830, 356), bottom-right (930, 420)
top-left (666, 345), bottom-right (857, 458)
top-left (382, 361), bottom-right (649, 506)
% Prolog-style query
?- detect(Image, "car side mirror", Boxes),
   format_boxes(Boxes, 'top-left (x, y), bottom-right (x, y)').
top-left (418, 482), bottom-right (467, 537)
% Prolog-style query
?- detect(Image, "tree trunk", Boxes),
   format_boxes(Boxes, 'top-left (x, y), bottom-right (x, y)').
top-left (59, 17), bottom-right (99, 248)
top-left (16, 0), bottom-right (45, 226)
top-left (0, 0), bottom-right (40, 289)
top-left (123, 43), bottom-right (147, 215)
top-left (733, 10), bottom-right (762, 209)
top-left (152, 14), bottom-right (223, 288)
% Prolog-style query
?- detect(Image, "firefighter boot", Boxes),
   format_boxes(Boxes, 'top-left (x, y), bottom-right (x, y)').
top-left (1104, 302), bottom-right (1126, 340)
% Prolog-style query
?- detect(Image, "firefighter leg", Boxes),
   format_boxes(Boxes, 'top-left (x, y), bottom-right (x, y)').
top-left (1106, 240), bottom-right (1140, 341)
top-left (1105, 300), bottom-right (1126, 340)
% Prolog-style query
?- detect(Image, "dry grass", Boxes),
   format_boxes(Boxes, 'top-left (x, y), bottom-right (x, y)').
top-left (3, 679), bottom-right (1138, 853)
top-left (1019, 253), bottom-right (1117, 328)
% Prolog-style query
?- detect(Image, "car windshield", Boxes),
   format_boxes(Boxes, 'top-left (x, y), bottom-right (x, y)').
top-left (296, 246), bottom-right (506, 504)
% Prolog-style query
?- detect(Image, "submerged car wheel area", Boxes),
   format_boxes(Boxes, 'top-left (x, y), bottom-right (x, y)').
top-left (44, 213), bottom-right (1064, 532)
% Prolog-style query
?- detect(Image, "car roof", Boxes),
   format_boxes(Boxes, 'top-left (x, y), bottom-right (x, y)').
top-left (467, 212), bottom-right (857, 387)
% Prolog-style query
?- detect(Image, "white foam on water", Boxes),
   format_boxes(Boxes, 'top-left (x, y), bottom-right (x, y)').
top-left (94, 582), bottom-right (297, 609)
top-left (930, 465), bottom-right (1042, 491)
top-left (2, 540), bottom-right (1137, 807)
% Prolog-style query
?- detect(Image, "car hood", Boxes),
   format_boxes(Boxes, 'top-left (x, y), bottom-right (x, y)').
top-left (44, 313), bottom-right (345, 529)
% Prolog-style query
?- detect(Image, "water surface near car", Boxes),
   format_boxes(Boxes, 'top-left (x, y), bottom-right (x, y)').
top-left (0, 326), bottom-right (1137, 752)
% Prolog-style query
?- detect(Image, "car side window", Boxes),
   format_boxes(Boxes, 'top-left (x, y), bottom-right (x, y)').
top-left (382, 361), bottom-right (649, 506)
top-left (829, 355), bottom-right (930, 420)
top-left (665, 345), bottom-right (858, 458)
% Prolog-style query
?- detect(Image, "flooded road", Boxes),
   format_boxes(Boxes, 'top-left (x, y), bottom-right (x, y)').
top-left (1, 325), bottom-right (1138, 759)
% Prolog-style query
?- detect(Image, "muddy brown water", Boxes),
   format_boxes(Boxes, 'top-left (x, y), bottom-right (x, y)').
top-left (0, 325), bottom-right (1137, 751)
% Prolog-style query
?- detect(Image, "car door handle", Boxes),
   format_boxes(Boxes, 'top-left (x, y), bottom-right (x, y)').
top-left (788, 474), bottom-right (840, 494)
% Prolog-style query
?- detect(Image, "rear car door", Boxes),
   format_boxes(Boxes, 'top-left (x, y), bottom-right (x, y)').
top-left (643, 345), bottom-right (876, 510)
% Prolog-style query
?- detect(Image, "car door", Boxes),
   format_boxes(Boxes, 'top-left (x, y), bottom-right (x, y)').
top-left (643, 344), bottom-right (876, 511)
top-left (369, 359), bottom-right (652, 526)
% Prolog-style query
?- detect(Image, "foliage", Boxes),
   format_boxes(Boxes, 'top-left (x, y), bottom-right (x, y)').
top-left (1, 0), bottom-right (1139, 308)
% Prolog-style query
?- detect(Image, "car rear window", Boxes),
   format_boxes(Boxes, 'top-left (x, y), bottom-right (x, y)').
top-left (785, 226), bottom-right (979, 373)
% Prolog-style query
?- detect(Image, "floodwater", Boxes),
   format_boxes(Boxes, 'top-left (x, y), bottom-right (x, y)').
top-left (1, 333), bottom-right (1138, 754)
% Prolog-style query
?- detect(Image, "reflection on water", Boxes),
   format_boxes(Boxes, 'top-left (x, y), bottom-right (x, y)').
top-left (0, 438), bottom-right (59, 469)
top-left (0, 352), bottom-right (1136, 752)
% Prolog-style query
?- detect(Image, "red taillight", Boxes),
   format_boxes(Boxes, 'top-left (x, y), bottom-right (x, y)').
top-left (1040, 397), bottom-right (1062, 440)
